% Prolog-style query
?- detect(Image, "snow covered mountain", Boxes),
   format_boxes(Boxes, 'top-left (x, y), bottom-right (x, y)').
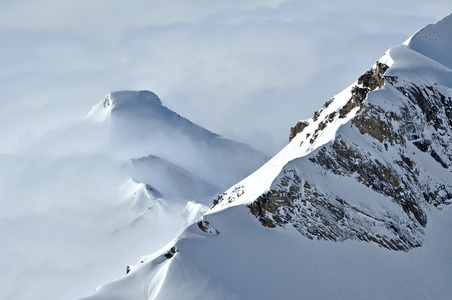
top-left (86, 90), bottom-right (269, 194)
top-left (0, 89), bottom-right (268, 300)
top-left (85, 90), bottom-right (269, 229)
top-left (82, 14), bottom-right (452, 300)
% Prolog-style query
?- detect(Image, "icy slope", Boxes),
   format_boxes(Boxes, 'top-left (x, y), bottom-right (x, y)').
top-left (82, 14), bottom-right (452, 300)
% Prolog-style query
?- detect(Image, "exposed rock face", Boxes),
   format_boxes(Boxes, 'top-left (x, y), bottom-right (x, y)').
top-left (249, 163), bottom-right (420, 251)
top-left (352, 103), bottom-right (405, 145)
top-left (249, 168), bottom-right (302, 228)
top-left (248, 62), bottom-right (452, 251)
top-left (339, 62), bottom-right (389, 118)
top-left (358, 62), bottom-right (389, 90)
top-left (197, 219), bottom-right (220, 235)
top-left (289, 121), bottom-right (309, 142)
top-left (289, 62), bottom-right (389, 142)
top-left (164, 246), bottom-right (178, 259)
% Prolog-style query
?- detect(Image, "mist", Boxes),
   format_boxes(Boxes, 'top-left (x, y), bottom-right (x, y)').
top-left (0, 91), bottom-right (268, 299)
top-left (0, 1), bottom-right (450, 299)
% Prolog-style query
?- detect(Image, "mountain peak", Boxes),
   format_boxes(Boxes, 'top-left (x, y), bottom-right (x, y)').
top-left (405, 13), bottom-right (452, 69)
top-left (85, 90), bottom-right (163, 122)
top-left (105, 90), bottom-right (162, 109)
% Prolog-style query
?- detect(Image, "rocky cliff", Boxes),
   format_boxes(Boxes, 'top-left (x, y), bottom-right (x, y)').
top-left (247, 49), bottom-right (452, 251)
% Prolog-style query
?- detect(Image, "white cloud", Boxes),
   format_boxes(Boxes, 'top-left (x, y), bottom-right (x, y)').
top-left (2, 1), bottom-right (446, 154)
top-left (0, 1), bottom-right (450, 299)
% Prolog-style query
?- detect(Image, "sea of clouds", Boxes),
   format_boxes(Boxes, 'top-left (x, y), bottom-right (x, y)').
top-left (0, 1), bottom-right (449, 299)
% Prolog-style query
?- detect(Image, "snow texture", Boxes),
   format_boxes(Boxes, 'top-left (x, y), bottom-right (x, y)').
top-left (0, 89), bottom-right (267, 300)
top-left (82, 14), bottom-right (452, 300)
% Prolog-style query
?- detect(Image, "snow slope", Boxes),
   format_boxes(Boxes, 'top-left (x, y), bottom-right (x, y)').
top-left (82, 14), bottom-right (452, 300)
top-left (84, 205), bottom-right (452, 300)
top-left (0, 90), bottom-right (268, 300)
top-left (83, 89), bottom-right (269, 235)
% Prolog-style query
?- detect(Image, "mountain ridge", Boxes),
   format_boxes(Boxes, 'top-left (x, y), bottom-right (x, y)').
top-left (82, 14), bottom-right (452, 300)
top-left (210, 14), bottom-right (452, 251)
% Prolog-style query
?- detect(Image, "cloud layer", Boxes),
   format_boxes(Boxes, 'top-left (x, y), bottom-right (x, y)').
top-left (0, 2), bottom-right (450, 299)
top-left (1, 1), bottom-right (448, 154)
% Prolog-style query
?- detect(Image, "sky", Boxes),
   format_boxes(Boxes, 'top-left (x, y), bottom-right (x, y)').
top-left (0, 1), bottom-right (451, 300)
top-left (0, 0), bottom-right (450, 155)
